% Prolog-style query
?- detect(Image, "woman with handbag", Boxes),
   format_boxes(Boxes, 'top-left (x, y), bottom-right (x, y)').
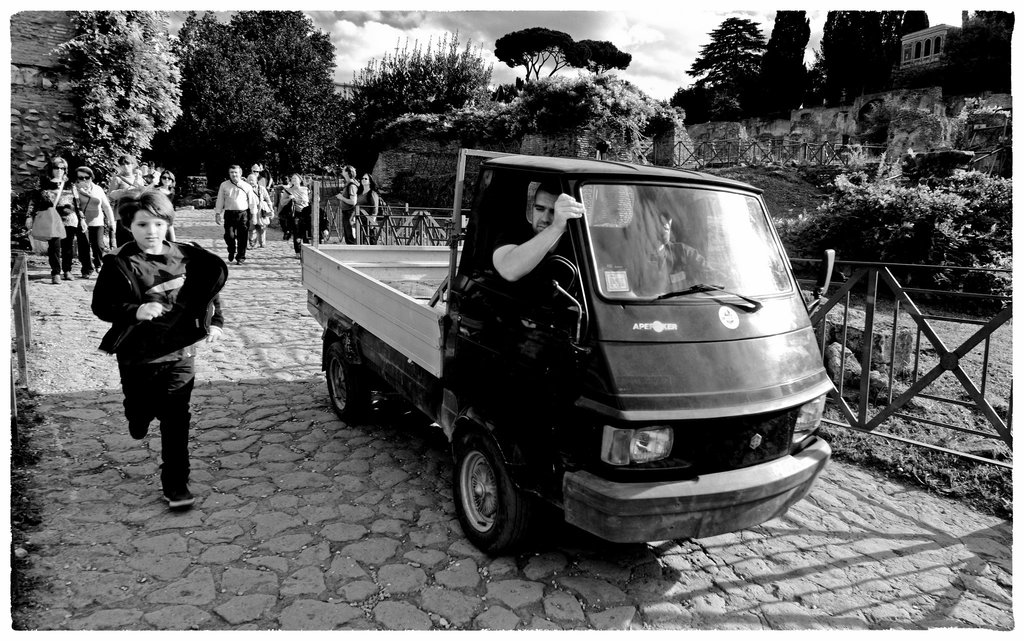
top-left (25, 157), bottom-right (77, 284)
top-left (246, 172), bottom-right (274, 249)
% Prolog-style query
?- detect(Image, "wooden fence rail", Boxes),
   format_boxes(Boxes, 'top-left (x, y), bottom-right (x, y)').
top-left (10, 252), bottom-right (32, 440)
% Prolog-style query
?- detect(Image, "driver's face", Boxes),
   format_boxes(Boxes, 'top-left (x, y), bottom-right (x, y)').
top-left (531, 189), bottom-right (557, 234)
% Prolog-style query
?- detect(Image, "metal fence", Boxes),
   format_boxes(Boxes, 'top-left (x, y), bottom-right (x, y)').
top-left (655, 140), bottom-right (888, 169)
top-left (796, 258), bottom-right (1012, 468)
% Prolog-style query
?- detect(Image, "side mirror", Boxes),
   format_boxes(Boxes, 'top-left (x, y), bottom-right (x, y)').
top-left (813, 249), bottom-right (835, 299)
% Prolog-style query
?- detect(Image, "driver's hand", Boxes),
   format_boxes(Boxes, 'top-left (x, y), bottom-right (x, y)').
top-left (206, 326), bottom-right (223, 344)
top-left (554, 194), bottom-right (585, 228)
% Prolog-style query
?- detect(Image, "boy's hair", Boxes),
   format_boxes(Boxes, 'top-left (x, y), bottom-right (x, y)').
top-left (117, 155), bottom-right (134, 166)
top-left (118, 188), bottom-right (175, 226)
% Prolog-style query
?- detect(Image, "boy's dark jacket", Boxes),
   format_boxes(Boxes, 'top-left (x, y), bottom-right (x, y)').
top-left (92, 241), bottom-right (228, 359)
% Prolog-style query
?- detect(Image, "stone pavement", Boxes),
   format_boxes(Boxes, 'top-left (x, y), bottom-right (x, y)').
top-left (10, 208), bottom-right (1013, 630)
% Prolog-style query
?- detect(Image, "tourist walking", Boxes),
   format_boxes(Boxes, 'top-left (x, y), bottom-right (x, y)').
top-left (280, 173), bottom-right (311, 257)
top-left (25, 157), bottom-right (76, 284)
top-left (155, 170), bottom-right (178, 242)
top-left (213, 164), bottom-right (258, 265)
top-left (72, 166), bottom-right (116, 277)
top-left (246, 172), bottom-right (274, 249)
top-left (91, 188), bottom-right (228, 510)
top-left (107, 155), bottom-right (143, 247)
top-left (356, 172), bottom-right (383, 245)
top-left (336, 165), bottom-right (359, 244)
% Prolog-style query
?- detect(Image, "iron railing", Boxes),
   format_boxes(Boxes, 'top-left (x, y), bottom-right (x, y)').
top-left (657, 140), bottom-right (888, 169)
top-left (795, 258), bottom-right (1012, 468)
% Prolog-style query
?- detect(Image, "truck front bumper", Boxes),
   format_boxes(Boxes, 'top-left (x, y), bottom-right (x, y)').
top-left (562, 437), bottom-right (831, 543)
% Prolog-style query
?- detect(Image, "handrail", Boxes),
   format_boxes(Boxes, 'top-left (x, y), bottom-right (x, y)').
top-left (10, 252), bottom-right (31, 440)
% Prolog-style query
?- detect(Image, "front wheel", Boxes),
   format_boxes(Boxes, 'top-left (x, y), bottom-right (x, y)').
top-left (453, 430), bottom-right (536, 554)
top-left (325, 341), bottom-right (369, 421)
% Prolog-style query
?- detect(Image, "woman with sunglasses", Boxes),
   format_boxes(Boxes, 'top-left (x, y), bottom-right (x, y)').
top-left (25, 157), bottom-right (79, 284)
top-left (155, 170), bottom-right (178, 241)
top-left (72, 166), bottom-right (116, 277)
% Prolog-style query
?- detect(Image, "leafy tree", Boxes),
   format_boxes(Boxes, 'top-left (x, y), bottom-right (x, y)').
top-left (813, 11), bottom-right (907, 105)
top-left (577, 39), bottom-right (632, 74)
top-left (154, 11), bottom-right (340, 185)
top-left (55, 11), bottom-right (182, 178)
top-left (670, 85), bottom-right (711, 124)
top-left (901, 10), bottom-right (929, 34)
top-left (685, 17), bottom-right (766, 120)
top-left (230, 11), bottom-right (342, 173)
top-left (342, 33), bottom-right (493, 169)
top-left (753, 11), bottom-right (810, 117)
top-left (494, 27), bottom-right (589, 82)
top-left (942, 11), bottom-right (1014, 94)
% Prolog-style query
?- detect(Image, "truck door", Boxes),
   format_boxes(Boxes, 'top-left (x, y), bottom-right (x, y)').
top-left (445, 169), bottom-right (584, 418)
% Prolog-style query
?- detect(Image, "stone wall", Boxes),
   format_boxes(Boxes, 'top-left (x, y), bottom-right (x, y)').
top-left (10, 11), bottom-right (79, 195)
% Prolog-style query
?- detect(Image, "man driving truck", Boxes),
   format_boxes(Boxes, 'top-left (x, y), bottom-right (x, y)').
top-left (492, 180), bottom-right (585, 282)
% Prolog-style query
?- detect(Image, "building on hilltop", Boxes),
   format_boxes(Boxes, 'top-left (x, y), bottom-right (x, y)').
top-left (899, 24), bottom-right (955, 72)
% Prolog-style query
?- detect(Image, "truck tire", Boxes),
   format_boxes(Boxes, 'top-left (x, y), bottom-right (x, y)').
top-left (325, 341), bottom-right (369, 421)
top-left (453, 430), bottom-right (535, 554)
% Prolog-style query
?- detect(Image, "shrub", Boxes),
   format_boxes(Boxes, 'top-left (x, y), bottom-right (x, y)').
top-left (777, 170), bottom-right (1012, 297)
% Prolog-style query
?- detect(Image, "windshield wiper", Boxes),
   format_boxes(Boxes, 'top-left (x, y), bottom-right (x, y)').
top-left (655, 283), bottom-right (763, 312)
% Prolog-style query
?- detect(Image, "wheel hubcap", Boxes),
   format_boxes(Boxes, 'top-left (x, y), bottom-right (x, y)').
top-left (329, 358), bottom-right (347, 410)
top-left (460, 451), bottom-right (497, 532)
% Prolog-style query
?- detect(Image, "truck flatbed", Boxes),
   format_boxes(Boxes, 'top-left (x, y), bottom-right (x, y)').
top-left (302, 245), bottom-right (451, 377)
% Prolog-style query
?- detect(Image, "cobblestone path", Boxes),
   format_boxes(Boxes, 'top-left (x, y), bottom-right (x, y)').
top-left (10, 208), bottom-right (1012, 630)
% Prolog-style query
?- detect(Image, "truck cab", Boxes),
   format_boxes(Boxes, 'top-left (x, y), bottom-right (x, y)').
top-left (442, 155), bottom-right (833, 551)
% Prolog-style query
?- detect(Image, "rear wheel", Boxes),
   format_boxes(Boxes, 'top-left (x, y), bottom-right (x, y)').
top-left (453, 430), bottom-right (536, 554)
top-left (325, 341), bottom-right (369, 421)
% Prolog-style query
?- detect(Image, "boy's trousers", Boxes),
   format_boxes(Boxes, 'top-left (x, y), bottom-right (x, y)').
top-left (118, 356), bottom-right (196, 493)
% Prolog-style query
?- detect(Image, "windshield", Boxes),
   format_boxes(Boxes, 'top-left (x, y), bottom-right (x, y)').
top-left (581, 183), bottom-right (792, 300)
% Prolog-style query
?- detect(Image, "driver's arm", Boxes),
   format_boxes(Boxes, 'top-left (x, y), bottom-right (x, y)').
top-left (492, 194), bottom-right (583, 282)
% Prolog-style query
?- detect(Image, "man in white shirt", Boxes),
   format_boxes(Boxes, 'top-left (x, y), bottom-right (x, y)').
top-left (214, 164), bottom-right (258, 264)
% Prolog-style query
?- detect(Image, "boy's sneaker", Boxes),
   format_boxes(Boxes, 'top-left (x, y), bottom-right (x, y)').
top-left (62, 271), bottom-right (74, 281)
top-left (51, 274), bottom-right (60, 285)
top-left (163, 488), bottom-right (195, 510)
top-left (128, 419), bottom-right (150, 439)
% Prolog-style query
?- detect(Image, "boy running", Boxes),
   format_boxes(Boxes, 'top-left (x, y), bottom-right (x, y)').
top-left (91, 189), bottom-right (228, 509)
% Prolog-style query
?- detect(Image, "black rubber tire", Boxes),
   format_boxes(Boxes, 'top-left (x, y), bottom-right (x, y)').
top-left (325, 341), bottom-right (369, 421)
top-left (453, 430), bottom-right (536, 555)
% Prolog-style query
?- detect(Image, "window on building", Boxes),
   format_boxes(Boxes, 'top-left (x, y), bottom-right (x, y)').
top-left (924, 39), bottom-right (931, 56)
top-left (935, 36), bottom-right (942, 54)
top-left (914, 41), bottom-right (922, 58)
top-left (904, 46), bottom-right (911, 62)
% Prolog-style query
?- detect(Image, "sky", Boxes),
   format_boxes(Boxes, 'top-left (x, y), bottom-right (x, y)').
top-left (162, 2), bottom-right (975, 101)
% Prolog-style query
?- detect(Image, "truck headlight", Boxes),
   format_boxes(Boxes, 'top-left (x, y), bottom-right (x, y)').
top-left (793, 394), bottom-right (826, 444)
top-left (601, 426), bottom-right (674, 465)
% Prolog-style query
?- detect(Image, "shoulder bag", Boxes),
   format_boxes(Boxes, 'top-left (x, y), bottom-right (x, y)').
top-left (31, 180), bottom-right (68, 241)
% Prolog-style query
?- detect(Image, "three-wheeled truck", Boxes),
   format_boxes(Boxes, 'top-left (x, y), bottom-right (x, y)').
top-left (303, 150), bottom-right (835, 554)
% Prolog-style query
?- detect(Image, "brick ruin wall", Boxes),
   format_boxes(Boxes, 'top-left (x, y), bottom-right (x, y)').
top-left (10, 11), bottom-right (80, 196)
